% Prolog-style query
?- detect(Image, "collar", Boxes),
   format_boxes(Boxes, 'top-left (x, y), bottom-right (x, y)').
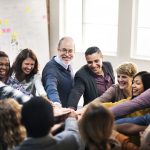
top-left (0, 81), bottom-right (5, 88)
top-left (54, 56), bottom-right (69, 70)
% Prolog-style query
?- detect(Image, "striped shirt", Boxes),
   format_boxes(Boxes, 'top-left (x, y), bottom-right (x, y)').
top-left (0, 82), bottom-right (30, 104)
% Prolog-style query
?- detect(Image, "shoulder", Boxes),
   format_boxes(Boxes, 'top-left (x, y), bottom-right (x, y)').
top-left (103, 61), bottom-right (112, 65)
top-left (101, 85), bottom-right (120, 99)
top-left (109, 84), bottom-right (124, 98)
top-left (42, 59), bottom-right (60, 75)
top-left (103, 61), bottom-right (113, 69)
top-left (33, 73), bottom-right (41, 79)
top-left (44, 58), bottom-right (56, 68)
top-left (75, 65), bottom-right (90, 77)
top-left (111, 84), bottom-right (120, 90)
top-left (105, 84), bottom-right (119, 92)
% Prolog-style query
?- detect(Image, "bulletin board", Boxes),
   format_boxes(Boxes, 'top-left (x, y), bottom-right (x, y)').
top-left (0, 0), bottom-right (50, 71)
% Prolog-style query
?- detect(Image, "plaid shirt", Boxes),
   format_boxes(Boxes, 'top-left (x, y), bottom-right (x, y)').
top-left (0, 82), bottom-right (30, 104)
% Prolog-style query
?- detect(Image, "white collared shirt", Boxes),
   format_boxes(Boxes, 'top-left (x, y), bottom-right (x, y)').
top-left (54, 56), bottom-right (69, 70)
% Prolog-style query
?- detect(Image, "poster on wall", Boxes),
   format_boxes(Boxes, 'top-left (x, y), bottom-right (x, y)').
top-left (0, 0), bottom-right (49, 71)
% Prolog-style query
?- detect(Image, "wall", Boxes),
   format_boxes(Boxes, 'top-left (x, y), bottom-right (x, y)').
top-left (2, 0), bottom-right (149, 73)
top-left (0, 0), bottom-right (50, 71)
top-left (49, 0), bottom-right (150, 73)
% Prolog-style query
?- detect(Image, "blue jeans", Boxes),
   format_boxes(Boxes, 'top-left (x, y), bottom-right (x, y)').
top-left (115, 113), bottom-right (150, 126)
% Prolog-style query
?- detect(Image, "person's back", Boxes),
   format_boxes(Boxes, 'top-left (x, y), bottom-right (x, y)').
top-left (13, 96), bottom-right (82, 150)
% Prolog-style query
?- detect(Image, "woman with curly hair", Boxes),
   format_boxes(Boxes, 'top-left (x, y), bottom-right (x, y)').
top-left (0, 98), bottom-right (26, 150)
top-left (7, 48), bottom-right (47, 97)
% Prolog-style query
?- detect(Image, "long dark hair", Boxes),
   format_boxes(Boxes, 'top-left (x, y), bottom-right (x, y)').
top-left (11, 48), bottom-right (38, 82)
top-left (132, 71), bottom-right (150, 98)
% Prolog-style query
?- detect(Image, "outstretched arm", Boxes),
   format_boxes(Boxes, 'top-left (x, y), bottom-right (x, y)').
top-left (34, 73), bottom-right (47, 96)
top-left (67, 78), bottom-right (85, 110)
top-left (42, 66), bottom-right (61, 104)
top-left (110, 89), bottom-right (150, 118)
top-left (115, 123), bottom-right (147, 135)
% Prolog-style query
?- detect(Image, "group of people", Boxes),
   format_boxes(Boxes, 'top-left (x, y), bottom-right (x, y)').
top-left (0, 36), bottom-right (150, 150)
top-left (0, 36), bottom-right (115, 107)
top-left (0, 49), bottom-right (46, 103)
top-left (42, 37), bottom-right (115, 108)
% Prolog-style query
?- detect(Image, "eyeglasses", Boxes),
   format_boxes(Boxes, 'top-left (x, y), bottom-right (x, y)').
top-left (59, 48), bottom-right (74, 54)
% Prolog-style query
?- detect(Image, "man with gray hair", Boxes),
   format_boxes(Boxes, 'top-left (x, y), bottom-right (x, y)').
top-left (42, 37), bottom-right (75, 107)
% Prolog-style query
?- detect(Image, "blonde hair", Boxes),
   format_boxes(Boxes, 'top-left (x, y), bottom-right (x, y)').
top-left (116, 62), bottom-right (137, 77)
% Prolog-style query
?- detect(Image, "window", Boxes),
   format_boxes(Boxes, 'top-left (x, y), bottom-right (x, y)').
top-left (83, 0), bottom-right (118, 55)
top-left (63, 0), bottom-right (119, 55)
top-left (131, 0), bottom-right (150, 60)
top-left (63, 0), bottom-right (82, 52)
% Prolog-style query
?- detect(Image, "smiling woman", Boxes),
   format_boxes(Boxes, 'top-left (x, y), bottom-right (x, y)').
top-left (0, 51), bottom-right (10, 83)
top-left (6, 48), bottom-right (47, 97)
top-left (76, 62), bottom-right (138, 116)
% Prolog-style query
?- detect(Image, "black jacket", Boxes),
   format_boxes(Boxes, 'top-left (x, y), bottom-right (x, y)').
top-left (67, 61), bottom-right (115, 109)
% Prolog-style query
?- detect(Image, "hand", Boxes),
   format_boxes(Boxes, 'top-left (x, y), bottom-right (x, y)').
top-left (76, 107), bottom-right (86, 116)
top-left (111, 130), bottom-right (120, 139)
top-left (53, 108), bottom-right (72, 123)
top-left (68, 109), bottom-right (78, 119)
top-left (54, 107), bottom-right (71, 117)
top-left (53, 103), bottom-right (62, 109)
